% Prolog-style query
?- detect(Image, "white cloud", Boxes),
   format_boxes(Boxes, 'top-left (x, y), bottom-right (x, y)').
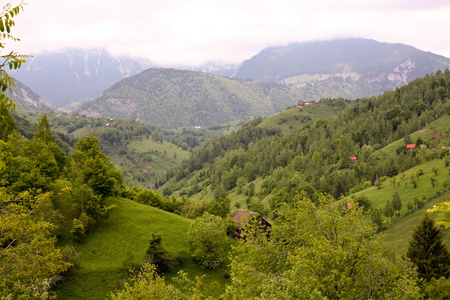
top-left (7, 0), bottom-right (450, 65)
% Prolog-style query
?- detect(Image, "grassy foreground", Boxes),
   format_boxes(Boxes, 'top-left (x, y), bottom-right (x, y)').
top-left (55, 197), bottom-right (232, 299)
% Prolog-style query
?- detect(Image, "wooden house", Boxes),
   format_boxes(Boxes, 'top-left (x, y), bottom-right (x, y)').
top-left (231, 209), bottom-right (271, 239)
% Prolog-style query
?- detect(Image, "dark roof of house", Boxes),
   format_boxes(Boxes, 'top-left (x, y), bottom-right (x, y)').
top-left (232, 209), bottom-right (271, 231)
top-left (232, 209), bottom-right (254, 230)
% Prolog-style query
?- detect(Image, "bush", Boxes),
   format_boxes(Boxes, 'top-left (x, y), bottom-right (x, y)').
top-left (424, 277), bottom-right (450, 300)
top-left (188, 213), bottom-right (227, 269)
top-left (71, 218), bottom-right (85, 241)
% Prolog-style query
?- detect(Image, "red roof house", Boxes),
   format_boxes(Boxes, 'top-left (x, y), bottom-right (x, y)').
top-left (349, 156), bottom-right (358, 163)
top-left (406, 144), bottom-right (416, 149)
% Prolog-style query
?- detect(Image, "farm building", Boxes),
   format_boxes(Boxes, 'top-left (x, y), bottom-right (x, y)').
top-left (231, 209), bottom-right (271, 239)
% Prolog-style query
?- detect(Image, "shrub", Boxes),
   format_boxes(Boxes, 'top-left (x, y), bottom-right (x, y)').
top-left (71, 218), bottom-right (85, 241)
top-left (188, 213), bottom-right (227, 269)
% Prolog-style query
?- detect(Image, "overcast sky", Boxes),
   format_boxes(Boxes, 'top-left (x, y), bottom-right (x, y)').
top-left (9, 0), bottom-right (450, 66)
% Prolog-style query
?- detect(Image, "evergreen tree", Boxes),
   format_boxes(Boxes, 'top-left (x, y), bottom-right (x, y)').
top-left (34, 113), bottom-right (55, 143)
top-left (146, 233), bottom-right (172, 273)
top-left (371, 208), bottom-right (383, 229)
top-left (392, 192), bottom-right (402, 216)
top-left (384, 200), bottom-right (394, 224)
top-left (407, 214), bottom-right (450, 281)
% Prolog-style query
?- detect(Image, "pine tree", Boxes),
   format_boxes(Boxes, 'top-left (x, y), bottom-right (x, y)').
top-left (406, 214), bottom-right (450, 281)
top-left (34, 113), bottom-right (55, 143)
top-left (392, 192), bottom-right (402, 216)
top-left (384, 200), bottom-right (394, 224)
top-left (371, 208), bottom-right (383, 229)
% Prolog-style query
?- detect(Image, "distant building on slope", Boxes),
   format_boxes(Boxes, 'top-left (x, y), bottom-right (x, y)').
top-left (231, 209), bottom-right (271, 239)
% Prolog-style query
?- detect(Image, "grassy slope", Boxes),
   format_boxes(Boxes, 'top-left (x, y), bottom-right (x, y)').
top-left (258, 101), bottom-right (355, 134)
top-left (118, 137), bottom-right (190, 186)
top-left (347, 114), bottom-right (450, 254)
top-left (353, 158), bottom-right (449, 219)
top-left (381, 190), bottom-right (450, 255)
top-left (55, 197), bottom-right (233, 299)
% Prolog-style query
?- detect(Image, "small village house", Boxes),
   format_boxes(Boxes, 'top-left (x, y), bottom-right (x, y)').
top-left (231, 209), bottom-right (271, 239)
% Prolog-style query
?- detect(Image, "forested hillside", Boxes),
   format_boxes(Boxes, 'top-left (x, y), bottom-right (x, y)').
top-left (12, 110), bottom-right (195, 188)
top-left (4, 1), bottom-right (450, 298)
top-left (3, 69), bottom-right (450, 300)
top-left (161, 70), bottom-right (450, 216)
top-left (77, 68), bottom-right (305, 129)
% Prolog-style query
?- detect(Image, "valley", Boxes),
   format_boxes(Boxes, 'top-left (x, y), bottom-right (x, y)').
top-left (2, 35), bottom-right (450, 299)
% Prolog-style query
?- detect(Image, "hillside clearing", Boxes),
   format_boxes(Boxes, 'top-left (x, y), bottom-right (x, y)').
top-left (55, 197), bottom-right (232, 299)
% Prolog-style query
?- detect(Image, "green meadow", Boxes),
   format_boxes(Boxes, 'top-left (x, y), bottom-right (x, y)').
top-left (258, 100), bottom-right (356, 134)
top-left (353, 158), bottom-right (449, 219)
top-left (55, 197), bottom-right (233, 299)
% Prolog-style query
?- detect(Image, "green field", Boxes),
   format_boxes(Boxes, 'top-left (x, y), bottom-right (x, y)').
top-left (349, 156), bottom-right (450, 255)
top-left (55, 197), bottom-right (233, 299)
top-left (258, 101), bottom-right (355, 134)
top-left (381, 190), bottom-right (450, 254)
top-left (353, 158), bottom-right (449, 220)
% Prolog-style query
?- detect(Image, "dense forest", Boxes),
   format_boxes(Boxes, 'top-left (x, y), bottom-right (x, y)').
top-left (161, 70), bottom-right (450, 218)
top-left (2, 72), bottom-right (450, 298)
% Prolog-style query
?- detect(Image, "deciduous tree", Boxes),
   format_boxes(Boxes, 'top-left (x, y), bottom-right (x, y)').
top-left (227, 193), bottom-right (421, 299)
top-left (392, 191), bottom-right (402, 216)
top-left (0, 191), bottom-right (71, 298)
top-left (188, 213), bottom-right (228, 269)
top-left (71, 135), bottom-right (123, 220)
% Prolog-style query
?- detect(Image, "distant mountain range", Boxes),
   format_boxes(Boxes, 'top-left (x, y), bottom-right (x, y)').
top-left (77, 68), bottom-right (304, 129)
top-left (11, 48), bottom-right (154, 107)
top-left (10, 38), bottom-right (450, 116)
top-left (232, 38), bottom-right (450, 98)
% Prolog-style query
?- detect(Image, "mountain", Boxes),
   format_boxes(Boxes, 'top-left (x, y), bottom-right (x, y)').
top-left (232, 38), bottom-right (450, 98)
top-left (77, 68), bottom-right (304, 129)
top-left (11, 48), bottom-right (153, 107)
top-left (8, 80), bottom-right (50, 111)
top-left (188, 61), bottom-right (239, 77)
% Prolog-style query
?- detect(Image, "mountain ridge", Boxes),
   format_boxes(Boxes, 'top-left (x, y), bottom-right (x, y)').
top-left (77, 68), bottom-right (305, 129)
top-left (232, 38), bottom-right (450, 98)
